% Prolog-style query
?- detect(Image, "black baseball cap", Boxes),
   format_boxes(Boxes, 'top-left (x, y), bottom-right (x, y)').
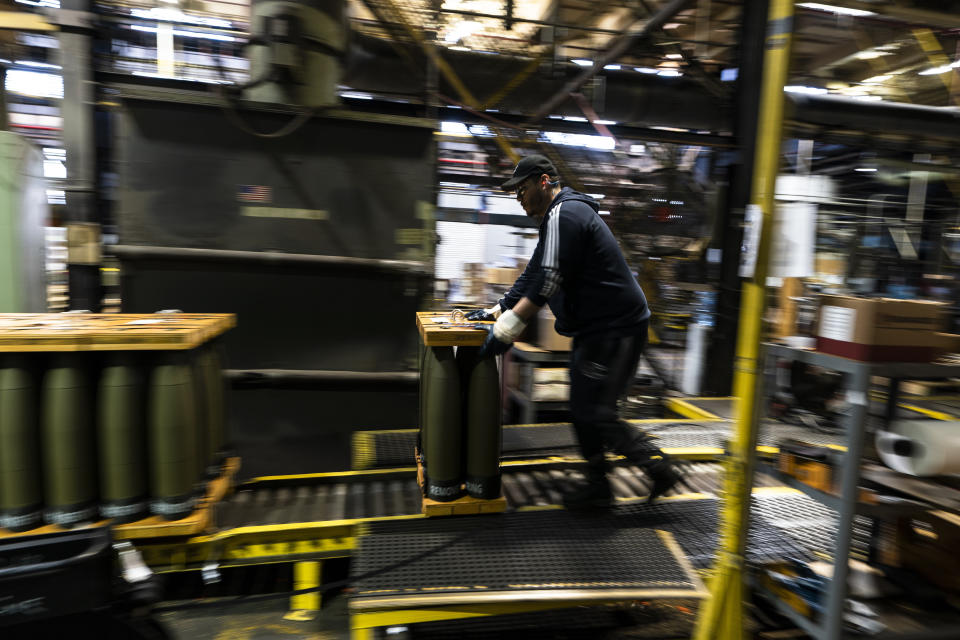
top-left (501, 154), bottom-right (558, 191)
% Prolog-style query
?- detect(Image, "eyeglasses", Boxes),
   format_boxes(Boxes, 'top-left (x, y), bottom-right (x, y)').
top-left (516, 176), bottom-right (538, 201)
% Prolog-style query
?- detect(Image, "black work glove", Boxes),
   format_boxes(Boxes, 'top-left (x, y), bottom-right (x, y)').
top-left (478, 326), bottom-right (513, 358)
top-left (465, 303), bottom-right (502, 322)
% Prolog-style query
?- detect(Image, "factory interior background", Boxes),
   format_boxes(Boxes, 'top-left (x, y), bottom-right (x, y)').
top-left (4, 0), bottom-right (960, 638)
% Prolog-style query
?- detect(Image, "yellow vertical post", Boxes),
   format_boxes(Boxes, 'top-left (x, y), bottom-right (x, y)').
top-left (285, 560), bottom-right (322, 621)
top-left (692, 1), bottom-right (795, 639)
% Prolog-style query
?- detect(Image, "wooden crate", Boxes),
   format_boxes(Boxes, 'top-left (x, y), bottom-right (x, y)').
top-left (416, 455), bottom-right (505, 517)
top-left (416, 311), bottom-right (490, 347)
top-left (0, 313), bottom-right (236, 352)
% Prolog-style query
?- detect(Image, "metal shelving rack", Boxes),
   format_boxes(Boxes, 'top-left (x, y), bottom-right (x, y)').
top-left (760, 344), bottom-right (960, 640)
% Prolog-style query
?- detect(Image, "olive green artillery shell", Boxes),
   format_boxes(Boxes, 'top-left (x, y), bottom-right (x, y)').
top-left (461, 349), bottom-right (502, 498)
top-left (422, 346), bottom-right (463, 501)
top-left (0, 355), bottom-right (42, 512)
top-left (148, 359), bottom-right (199, 503)
top-left (97, 355), bottom-right (147, 503)
top-left (41, 355), bottom-right (96, 509)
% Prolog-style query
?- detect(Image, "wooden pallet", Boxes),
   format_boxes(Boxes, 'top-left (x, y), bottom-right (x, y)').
top-left (0, 313), bottom-right (236, 352)
top-left (416, 311), bottom-right (491, 347)
top-left (416, 455), bottom-right (506, 517)
top-left (113, 456), bottom-right (241, 540)
top-left (0, 457), bottom-right (241, 540)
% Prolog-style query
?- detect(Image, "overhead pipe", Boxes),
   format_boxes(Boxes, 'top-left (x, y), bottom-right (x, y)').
top-left (226, 369), bottom-right (418, 390)
top-left (110, 245), bottom-right (430, 275)
top-left (526, 0), bottom-right (698, 125)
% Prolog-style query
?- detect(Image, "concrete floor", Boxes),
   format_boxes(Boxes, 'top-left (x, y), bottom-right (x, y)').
top-left (158, 595), bottom-right (351, 640)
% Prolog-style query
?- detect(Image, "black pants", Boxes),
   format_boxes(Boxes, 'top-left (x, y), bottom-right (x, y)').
top-left (569, 322), bottom-right (663, 465)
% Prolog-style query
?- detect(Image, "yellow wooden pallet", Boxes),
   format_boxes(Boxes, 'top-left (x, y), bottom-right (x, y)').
top-left (0, 457), bottom-right (241, 540)
top-left (416, 456), bottom-right (506, 517)
top-left (0, 313), bottom-right (236, 352)
top-left (416, 311), bottom-right (491, 347)
top-left (113, 456), bottom-right (241, 540)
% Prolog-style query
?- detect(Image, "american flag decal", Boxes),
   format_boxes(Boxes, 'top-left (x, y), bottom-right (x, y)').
top-left (238, 185), bottom-right (272, 203)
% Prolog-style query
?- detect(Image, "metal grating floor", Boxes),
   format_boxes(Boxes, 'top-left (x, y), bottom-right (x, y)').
top-left (353, 509), bottom-right (702, 600)
top-left (352, 492), bottom-right (826, 604)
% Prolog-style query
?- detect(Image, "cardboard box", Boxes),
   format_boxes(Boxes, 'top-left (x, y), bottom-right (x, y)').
top-left (536, 307), bottom-right (572, 351)
top-left (816, 295), bottom-right (948, 362)
top-left (486, 267), bottom-right (520, 286)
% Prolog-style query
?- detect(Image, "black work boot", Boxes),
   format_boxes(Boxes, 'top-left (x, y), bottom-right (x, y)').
top-left (563, 457), bottom-right (613, 509)
top-left (646, 458), bottom-right (682, 504)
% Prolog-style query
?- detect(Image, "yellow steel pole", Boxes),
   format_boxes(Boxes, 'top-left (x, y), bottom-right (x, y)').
top-left (692, 1), bottom-right (795, 638)
top-left (285, 560), bottom-right (322, 621)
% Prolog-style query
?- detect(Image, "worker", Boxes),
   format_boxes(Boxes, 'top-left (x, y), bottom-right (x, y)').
top-left (469, 154), bottom-right (682, 508)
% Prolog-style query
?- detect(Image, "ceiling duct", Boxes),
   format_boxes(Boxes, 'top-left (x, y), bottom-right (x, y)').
top-left (246, 0), bottom-right (347, 107)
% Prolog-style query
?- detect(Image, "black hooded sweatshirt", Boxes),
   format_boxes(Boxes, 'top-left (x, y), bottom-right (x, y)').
top-left (499, 187), bottom-right (650, 338)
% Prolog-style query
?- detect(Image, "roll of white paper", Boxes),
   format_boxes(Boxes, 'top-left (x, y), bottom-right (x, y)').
top-left (877, 420), bottom-right (960, 477)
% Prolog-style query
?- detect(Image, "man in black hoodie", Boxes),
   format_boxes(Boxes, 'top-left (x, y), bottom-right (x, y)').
top-left (472, 154), bottom-right (682, 508)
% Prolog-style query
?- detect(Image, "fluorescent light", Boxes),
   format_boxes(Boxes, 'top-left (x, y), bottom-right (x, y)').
top-left (855, 167), bottom-right (877, 172)
top-left (6, 69), bottom-right (62, 98)
top-left (443, 20), bottom-right (480, 44)
top-left (15, 60), bottom-right (60, 70)
top-left (657, 69), bottom-right (682, 77)
top-left (598, 210), bottom-right (610, 216)
top-left (542, 130), bottom-right (615, 151)
top-left (784, 85), bottom-right (828, 94)
top-left (919, 61), bottom-right (960, 76)
top-left (339, 91), bottom-right (373, 100)
top-left (572, 59), bottom-right (593, 67)
top-left (440, 121), bottom-right (469, 135)
top-left (665, 53), bottom-right (683, 60)
top-left (594, 119), bottom-right (617, 125)
top-left (862, 74), bottom-right (892, 83)
top-left (856, 51), bottom-right (891, 60)
top-left (663, 23), bottom-right (682, 30)
top-left (562, 116), bottom-right (587, 122)
top-left (587, 193), bottom-right (605, 200)
top-left (130, 7), bottom-right (231, 28)
top-left (129, 24), bottom-right (237, 42)
top-left (603, 64), bottom-right (621, 70)
top-left (852, 94), bottom-right (883, 101)
top-left (634, 67), bottom-right (659, 74)
top-left (798, 3), bottom-right (875, 17)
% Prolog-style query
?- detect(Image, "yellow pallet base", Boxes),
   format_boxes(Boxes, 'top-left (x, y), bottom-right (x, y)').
top-left (416, 456), bottom-right (506, 517)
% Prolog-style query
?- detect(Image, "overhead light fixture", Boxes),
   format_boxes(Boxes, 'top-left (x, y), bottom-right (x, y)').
top-left (855, 167), bottom-right (877, 172)
top-left (797, 3), bottom-right (875, 17)
top-left (862, 74), bottom-right (892, 83)
top-left (663, 23), bottom-right (682, 30)
top-left (665, 53), bottom-right (683, 60)
top-left (634, 67), bottom-right (659, 74)
top-left (784, 85), bottom-right (828, 94)
top-left (856, 50), bottom-right (891, 60)
top-left (603, 64), bottom-right (621, 70)
top-left (919, 61), bottom-right (960, 75)
top-left (562, 116), bottom-right (587, 122)
top-left (572, 59), bottom-right (593, 67)
top-left (852, 94), bottom-right (883, 101)
top-left (657, 69), bottom-right (682, 77)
